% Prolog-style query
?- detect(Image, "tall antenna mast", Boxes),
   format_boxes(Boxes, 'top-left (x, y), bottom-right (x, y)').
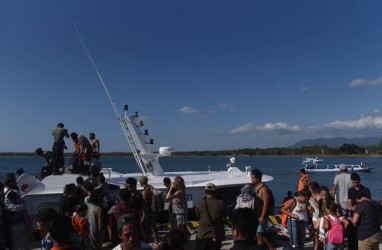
top-left (68, 15), bottom-right (148, 175)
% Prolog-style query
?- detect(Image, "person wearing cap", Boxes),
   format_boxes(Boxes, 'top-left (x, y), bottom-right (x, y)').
top-left (51, 122), bottom-right (69, 175)
top-left (113, 214), bottom-right (152, 250)
top-left (332, 163), bottom-right (352, 218)
top-left (32, 207), bottom-right (58, 250)
top-left (194, 182), bottom-right (226, 250)
top-left (108, 189), bottom-right (133, 248)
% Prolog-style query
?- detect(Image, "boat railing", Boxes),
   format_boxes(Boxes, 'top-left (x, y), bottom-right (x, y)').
top-left (102, 168), bottom-right (113, 179)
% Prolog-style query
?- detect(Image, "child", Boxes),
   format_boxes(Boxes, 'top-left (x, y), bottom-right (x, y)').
top-left (308, 182), bottom-right (321, 250)
top-left (323, 201), bottom-right (349, 250)
top-left (72, 203), bottom-right (89, 238)
top-left (317, 186), bottom-right (334, 249)
top-left (280, 188), bottom-right (311, 249)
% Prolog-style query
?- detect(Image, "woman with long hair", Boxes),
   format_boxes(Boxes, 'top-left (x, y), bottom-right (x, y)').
top-left (166, 175), bottom-right (188, 231)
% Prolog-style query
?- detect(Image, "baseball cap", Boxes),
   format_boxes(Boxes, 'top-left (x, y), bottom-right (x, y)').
top-left (32, 207), bottom-right (58, 221)
top-left (205, 182), bottom-right (215, 191)
top-left (117, 213), bottom-right (138, 231)
top-left (339, 164), bottom-right (347, 171)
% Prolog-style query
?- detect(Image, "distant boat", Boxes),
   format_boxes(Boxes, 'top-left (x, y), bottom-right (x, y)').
top-left (301, 162), bottom-right (373, 173)
top-left (302, 156), bottom-right (324, 164)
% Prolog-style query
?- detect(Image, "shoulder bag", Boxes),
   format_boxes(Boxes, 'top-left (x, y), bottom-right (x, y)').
top-left (205, 200), bottom-right (225, 242)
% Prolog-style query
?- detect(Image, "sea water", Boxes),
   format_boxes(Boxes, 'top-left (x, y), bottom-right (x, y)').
top-left (0, 155), bottom-right (381, 206)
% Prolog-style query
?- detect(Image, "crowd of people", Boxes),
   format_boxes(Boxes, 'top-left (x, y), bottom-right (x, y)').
top-left (280, 166), bottom-right (381, 250)
top-left (35, 123), bottom-right (101, 179)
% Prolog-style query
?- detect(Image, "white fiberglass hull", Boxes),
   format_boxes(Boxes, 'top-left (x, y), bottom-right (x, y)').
top-left (304, 167), bottom-right (372, 173)
top-left (19, 167), bottom-right (273, 220)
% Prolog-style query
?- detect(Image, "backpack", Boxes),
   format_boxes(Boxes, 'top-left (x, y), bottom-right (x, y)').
top-left (149, 185), bottom-right (164, 215)
top-left (281, 198), bottom-right (296, 228)
top-left (327, 216), bottom-right (344, 244)
top-left (235, 195), bottom-right (255, 209)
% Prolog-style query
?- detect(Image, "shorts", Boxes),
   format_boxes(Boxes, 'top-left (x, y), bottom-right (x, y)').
top-left (257, 217), bottom-right (269, 233)
top-left (358, 232), bottom-right (380, 250)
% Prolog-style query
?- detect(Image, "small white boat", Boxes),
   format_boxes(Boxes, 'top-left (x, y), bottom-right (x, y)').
top-left (302, 162), bottom-right (373, 173)
top-left (302, 156), bottom-right (324, 164)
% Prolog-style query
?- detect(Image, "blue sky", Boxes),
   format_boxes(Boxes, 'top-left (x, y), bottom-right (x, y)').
top-left (1, 1), bottom-right (382, 152)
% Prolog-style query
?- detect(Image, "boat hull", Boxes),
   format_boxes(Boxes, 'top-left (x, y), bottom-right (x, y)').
top-left (19, 168), bottom-right (273, 224)
top-left (304, 167), bottom-right (373, 173)
top-left (302, 163), bottom-right (373, 173)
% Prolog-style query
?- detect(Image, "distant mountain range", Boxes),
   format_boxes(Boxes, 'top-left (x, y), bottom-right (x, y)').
top-left (289, 137), bottom-right (382, 148)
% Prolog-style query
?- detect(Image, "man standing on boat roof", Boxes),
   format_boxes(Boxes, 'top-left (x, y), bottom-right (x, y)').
top-left (51, 122), bottom-right (69, 175)
top-left (89, 132), bottom-right (100, 159)
top-left (332, 163), bottom-right (352, 218)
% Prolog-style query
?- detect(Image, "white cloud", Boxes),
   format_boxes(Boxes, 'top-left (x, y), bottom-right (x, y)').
top-left (349, 76), bottom-right (382, 88)
top-left (230, 123), bottom-right (256, 133)
top-left (230, 122), bottom-right (301, 134)
top-left (258, 122), bottom-right (302, 131)
top-left (319, 115), bottom-right (382, 130)
top-left (229, 113), bottom-right (382, 136)
top-left (178, 106), bottom-right (199, 114)
top-left (217, 104), bottom-right (234, 110)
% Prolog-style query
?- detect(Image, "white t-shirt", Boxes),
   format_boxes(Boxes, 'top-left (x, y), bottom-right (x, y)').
top-left (333, 173), bottom-right (352, 209)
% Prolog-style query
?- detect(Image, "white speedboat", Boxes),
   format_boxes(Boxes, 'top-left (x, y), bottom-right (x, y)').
top-left (302, 156), bottom-right (324, 164)
top-left (18, 25), bottom-right (273, 217)
top-left (302, 162), bottom-right (373, 173)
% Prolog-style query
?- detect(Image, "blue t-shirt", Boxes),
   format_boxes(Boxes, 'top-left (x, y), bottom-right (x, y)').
top-left (347, 185), bottom-right (371, 206)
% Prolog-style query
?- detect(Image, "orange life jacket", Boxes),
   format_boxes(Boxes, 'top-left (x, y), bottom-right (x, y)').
top-left (297, 174), bottom-right (310, 191)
